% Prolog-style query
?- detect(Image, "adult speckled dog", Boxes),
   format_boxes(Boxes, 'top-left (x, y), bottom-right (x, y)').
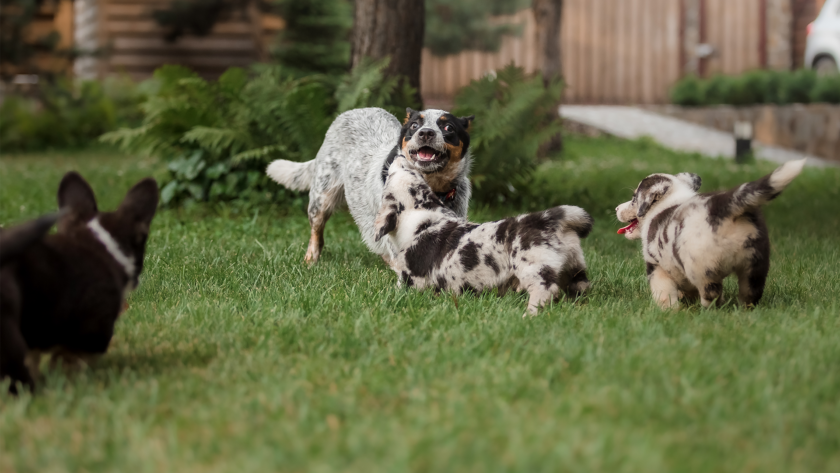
top-left (615, 159), bottom-right (806, 309)
top-left (374, 155), bottom-right (592, 315)
top-left (266, 107), bottom-right (474, 264)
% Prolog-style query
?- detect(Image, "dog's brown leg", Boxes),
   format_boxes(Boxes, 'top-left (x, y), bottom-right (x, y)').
top-left (303, 184), bottom-right (344, 265)
top-left (649, 267), bottom-right (680, 309)
top-left (304, 217), bottom-right (326, 265)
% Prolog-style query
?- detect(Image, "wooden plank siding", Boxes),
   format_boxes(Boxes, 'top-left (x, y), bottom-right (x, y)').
top-left (421, 1), bottom-right (774, 104)
top-left (420, 2), bottom-right (682, 104)
top-left (74, 0), bottom-right (283, 80)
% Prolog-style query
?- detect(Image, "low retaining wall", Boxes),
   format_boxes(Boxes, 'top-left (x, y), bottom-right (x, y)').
top-left (647, 104), bottom-right (840, 161)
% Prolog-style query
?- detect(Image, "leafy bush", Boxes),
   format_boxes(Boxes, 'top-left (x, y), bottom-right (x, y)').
top-left (669, 74), bottom-right (704, 106)
top-left (671, 69), bottom-right (837, 106)
top-left (453, 64), bottom-right (563, 203)
top-left (0, 77), bottom-right (144, 152)
top-left (102, 59), bottom-right (419, 206)
top-left (779, 69), bottom-right (817, 104)
top-left (810, 73), bottom-right (840, 103)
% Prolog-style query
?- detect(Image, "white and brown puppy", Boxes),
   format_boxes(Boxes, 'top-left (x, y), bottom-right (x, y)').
top-left (615, 159), bottom-right (806, 309)
top-left (0, 172), bottom-right (158, 394)
top-left (267, 107), bottom-right (474, 265)
top-left (374, 156), bottom-right (592, 315)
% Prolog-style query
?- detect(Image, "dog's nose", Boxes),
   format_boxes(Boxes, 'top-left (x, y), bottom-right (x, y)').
top-left (417, 129), bottom-right (435, 140)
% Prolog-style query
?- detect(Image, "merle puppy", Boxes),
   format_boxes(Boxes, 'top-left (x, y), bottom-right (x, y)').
top-left (615, 159), bottom-right (805, 309)
top-left (0, 172), bottom-right (158, 393)
top-left (267, 107), bottom-right (474, 265)
top-left (374, 156), bottom-right (592, 315)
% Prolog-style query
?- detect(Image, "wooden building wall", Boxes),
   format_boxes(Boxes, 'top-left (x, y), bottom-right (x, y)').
top-left (421, 0), bottom-right (810, 104)
top-left (74, 0), bottom-right (283, 80)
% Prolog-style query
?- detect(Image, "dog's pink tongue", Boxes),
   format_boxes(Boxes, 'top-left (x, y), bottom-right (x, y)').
top-left (617, 220), bottom-right (638, 235)
top-left (418, 149), bottom-right (435, 160)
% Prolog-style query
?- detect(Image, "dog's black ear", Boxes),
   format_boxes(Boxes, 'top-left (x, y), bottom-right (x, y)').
top-left (58, 171), bottom-right (98, 220)
top-left (404, 108), bottom-right (417, 125)
top-left (637, 190), bottom-right (663, 218)
top-left (118, 178), bottom-right (159, 226)
top-left (374, 209), bottom-right (398, 243)
top-left (676, 172), bottom-right (702, 191)
top-left (458, 115), bottom-right (475, 132)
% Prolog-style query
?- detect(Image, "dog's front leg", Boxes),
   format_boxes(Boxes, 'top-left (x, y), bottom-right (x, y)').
top-left (649, 266), bottom-right (680, 310)
top-left (525, 285), bottom-right (556, 316)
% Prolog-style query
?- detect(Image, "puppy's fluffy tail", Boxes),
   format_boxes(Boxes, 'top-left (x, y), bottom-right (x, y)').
top-left (0, 212), bottom-right (61, 266)
top-left (266, 159), bottom-right (315, 192)
top-left (725, 158), bottom-right (806, 217)
top-left (549, 205), bottom-right (594, 239)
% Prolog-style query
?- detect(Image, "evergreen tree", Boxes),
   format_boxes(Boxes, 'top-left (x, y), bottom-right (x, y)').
top-left (272, 0), bottom-right (353, 77)
top-left (424, 0), bottom-right (531, 56)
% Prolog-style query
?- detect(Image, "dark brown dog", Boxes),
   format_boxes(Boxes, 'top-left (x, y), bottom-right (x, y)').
top-left (0, 172), bottom-right (158, 394)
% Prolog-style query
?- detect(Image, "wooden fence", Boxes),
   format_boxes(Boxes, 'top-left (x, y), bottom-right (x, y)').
top-left (420, 0), bottom-right (780, 104)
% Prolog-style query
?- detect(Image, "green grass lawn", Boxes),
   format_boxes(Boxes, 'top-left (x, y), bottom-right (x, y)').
top-left (1, 137), bottom-right (839, 472)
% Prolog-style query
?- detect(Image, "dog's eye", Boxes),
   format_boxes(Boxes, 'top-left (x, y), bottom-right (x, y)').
top-left (410, 123), bottom-right (419, 130)
top-left (443, 124), bottom-right (453, 132)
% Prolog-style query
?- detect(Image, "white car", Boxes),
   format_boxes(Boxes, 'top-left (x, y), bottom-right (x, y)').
top-left (806, 0), bottom-right (840, 74)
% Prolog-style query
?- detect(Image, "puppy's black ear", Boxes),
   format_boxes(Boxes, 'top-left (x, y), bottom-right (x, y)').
top-left (58, 171), bottom-right (98, 220)
top-left (676, 172), bottom-right (702, 191)
top-left (459, 115), bottom-right (475, 131)
top-left (119, 178), bottom-right (159, 226)
top-left (374, 209), bottom-right (398, 243)
top-left (637, 190), bottom-right (663, 218)
top-left (404, 108), bottom-right (417, 125)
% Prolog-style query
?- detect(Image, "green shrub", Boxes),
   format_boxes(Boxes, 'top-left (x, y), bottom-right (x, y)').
top-left (453, 64), bottom-right (563, 203)
top-left (0, 78), bottom-right (144, 152)
top-left (779, 69), bottom-right (817, 104)
top-left (701, 74), bottom-right (730, 105)
top-left (670, 69), bottom-right (835, 106)
top-left (669, 74), bottom-right (704, 106)
top-left (102, 60), bottom-right (419, 206)
top-left (810, 73), bottom-right (840, 104)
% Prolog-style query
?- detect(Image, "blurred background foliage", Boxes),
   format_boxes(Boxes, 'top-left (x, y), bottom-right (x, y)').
top-left (2, 0), bottom-right (562, 208)
top-left (671, 69), bottom-right (840, 106)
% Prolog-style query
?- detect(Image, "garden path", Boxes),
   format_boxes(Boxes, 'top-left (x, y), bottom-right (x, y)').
top-left (560, 105), bottom-right (837, 168)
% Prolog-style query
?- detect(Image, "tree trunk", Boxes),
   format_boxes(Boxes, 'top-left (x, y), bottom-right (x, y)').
top-left (533, 0), bottom-right (563, 83)
top-left (351, 0), bottom-right (425, 105)
top-left (533, 0), bottom-right (564, 156)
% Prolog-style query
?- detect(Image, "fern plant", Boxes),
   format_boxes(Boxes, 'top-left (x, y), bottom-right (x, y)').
top-left (453, 64), bottom-right (563, 203)
top-left (102, 59), bottom-right (418, 206)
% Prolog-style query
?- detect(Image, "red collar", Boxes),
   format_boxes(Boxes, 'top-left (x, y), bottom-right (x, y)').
top-left (437, 187), bottom-right (457, 203)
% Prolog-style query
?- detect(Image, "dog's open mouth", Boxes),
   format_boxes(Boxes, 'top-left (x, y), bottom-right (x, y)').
top-left (411, 146), bottom-right (442, 162)
top-left (617, 219), bottom-right (639, 235)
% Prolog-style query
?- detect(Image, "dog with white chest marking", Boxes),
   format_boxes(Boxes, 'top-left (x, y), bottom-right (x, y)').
top-left (266, 107), bottom-right (474, 265)
top-left (615, 159), bottom-right (806, 309)
top-left (374, 155), bottom-right (592, 315)
top-left (0, 171), bottom-right (158, 393)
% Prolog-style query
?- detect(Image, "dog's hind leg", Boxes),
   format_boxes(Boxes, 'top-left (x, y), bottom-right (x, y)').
top-left (305, 178), bottom-right (344, 265)
top-left (649, 266), bottom-right (680, 309)
top-left (737, 261), bottom-right (769, 307)
top-left (700, 281), bottom-right (724, 308)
